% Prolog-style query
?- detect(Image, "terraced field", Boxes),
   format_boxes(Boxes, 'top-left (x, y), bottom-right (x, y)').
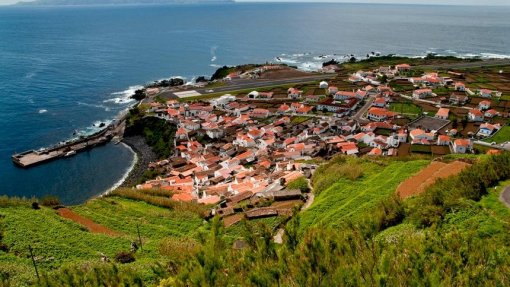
top-left (397, 160), bottom-right (471, 199)
top-left (300, 159), bottom-right (429, 230)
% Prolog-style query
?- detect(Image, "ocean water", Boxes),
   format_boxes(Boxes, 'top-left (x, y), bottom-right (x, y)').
top-left (0, 3), bottom-right (509, 204)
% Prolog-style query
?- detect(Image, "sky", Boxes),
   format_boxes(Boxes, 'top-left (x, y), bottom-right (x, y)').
top-left (0, 0), bottom-right (509, 5)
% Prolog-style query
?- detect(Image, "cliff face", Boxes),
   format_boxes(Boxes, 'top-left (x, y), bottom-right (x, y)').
top-left (17, 0), bottom-right (234, 6)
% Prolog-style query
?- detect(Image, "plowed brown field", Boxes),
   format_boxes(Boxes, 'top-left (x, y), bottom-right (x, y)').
top-left (397, 161), bottom-right (471, 199)
top-left (58, 208), bottom-right (119, 236)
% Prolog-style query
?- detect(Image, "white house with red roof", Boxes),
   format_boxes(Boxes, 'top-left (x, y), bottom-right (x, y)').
top-left (334, 91), bottom-right (356, 101)
top-left (479, 89), bottom-right (493, 98)
top-left (371, 97), bottom-right (387, 108)
top-left (328, 86), bottom-right (338, 95)
top-left (455, 82), bottom-right (466, 92)
top-left (468, 109), bottom-right (484, 122)
top-left (287, 88), bottom-right (303, 99)
top-left (484, 109), bottom-right (499, 118)
top-left (477, 123), bottom-right (501, 137)
top-left (479, 100), bottom-right (491, 110)
top-left (437, 135), bottom-right (451, 146)
top-left (452, 139), bottom-right (472, 154)
top-left (367, 107), bottom-right (395, 122)
top-left (412, 89), bottom-right (433, 99)
top-left (250, 108), bottom-right (271, 118)
top-left (395, 64), bottom-right (411, 72)
top-left (435, 108), bottom-right (450, 120)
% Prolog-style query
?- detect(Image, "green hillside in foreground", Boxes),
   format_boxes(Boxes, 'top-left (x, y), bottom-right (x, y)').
top-left (0, 153), bottom-right (509, 286)
top-left (300, 157), bottom-right (429, 230)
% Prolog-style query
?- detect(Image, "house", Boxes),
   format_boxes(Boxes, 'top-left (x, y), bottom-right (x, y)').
top-left (479, 89), bottom-right (493, 98)
top-left (225, 72), bottom-right (240, 81)
top-left (248, 91), bottom-right (260, 99)
top-left (452, 139), bottom-right (472, 154)
top-left (454, 82), bottom-right (466, 92)
top-left (413, 89), bottom-right (433, 99)
top-left (479, 100), bottom-right (491, 110)
top-left (372, 97), bottom-right (387, 108)
top-left (210, 94), bottom-right (236, 107)
top-left (288, 88), bottom-right (303, 99)
top-left (484, 109), bottom-right (499, 118)
top-left (367, 107), bottom-right (395, 122)
top-left (334, 91), bottom-right (356, 101)
top-left (251, 108), bottom-right (271, 118)
top-left (328, 86), bottom-right (338, 95)
top-left (468, 109), bottom-right (484, 122)
top-left (437, 135), bottom-right (451, 146)
top-left (435, 108), bottom-right (450, 120)
top-left (368, 147), bottom-right (383, 156)
top-left (338, 142), bottom-right (359, 155)
top-left (319, 81), bottom-right (329, 89)
top-left (477, 123), bottom-right (501, 137)
top-left (409, 129), bottom-right (435, 141)
top-left (449, 95), bottom-right (468, 105)
top-left (395, 64), bottom-right (411, 72)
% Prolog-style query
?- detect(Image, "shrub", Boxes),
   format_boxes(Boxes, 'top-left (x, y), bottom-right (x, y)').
top-left (287, 177), bottom-right (310, 193)
top-left (40, 195), bottom-right (61, 207)
top-left (115, 251), bottom-right (135, 264)
top-left (31, 202), bottom-right (40, 210)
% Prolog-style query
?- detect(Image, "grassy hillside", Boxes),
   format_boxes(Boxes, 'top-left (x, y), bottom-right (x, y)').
top-left (0, 196), bottom-right (205, 286)
top-left (300, 157), bottom-right (429, 230)
top-left (1, 153), bottom-right (510, 286)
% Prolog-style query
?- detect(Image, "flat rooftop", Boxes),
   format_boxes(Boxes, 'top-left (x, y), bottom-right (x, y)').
top-left (408, 116), bottom-right (450, 131)
top-left (174, 90), bottom-right (202, 98)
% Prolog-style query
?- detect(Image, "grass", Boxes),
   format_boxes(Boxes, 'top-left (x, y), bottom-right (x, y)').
top-left (483, 125), bottom-right (510, 144)
top-left (0, 196), bottom-right (205, 285)
top-left (300, 157), bottom-right (429, 231)
top-left (290, 116), bottom-right (311, 125)
top-left (389, 102), bottom-right (422, 117)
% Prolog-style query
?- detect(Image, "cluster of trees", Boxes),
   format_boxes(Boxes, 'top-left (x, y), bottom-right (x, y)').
top-left (124, 115), bottom-right (176, 159)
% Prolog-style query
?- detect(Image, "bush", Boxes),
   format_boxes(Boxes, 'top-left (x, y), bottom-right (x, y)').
top-left (31, 202), bottom-right (40, 210)
top-left (114, 251), bottom-right (135, 264)
top-left (40, 195), bottom-right (61, 207)
top-left (287, 177), bottom-right (310, 193)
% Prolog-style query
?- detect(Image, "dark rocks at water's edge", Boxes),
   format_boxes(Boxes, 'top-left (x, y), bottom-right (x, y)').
top-left (120, 136), bottom-right (158, 188)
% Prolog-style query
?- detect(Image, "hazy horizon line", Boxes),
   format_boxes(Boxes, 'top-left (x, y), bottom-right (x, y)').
top-left (2, 0), bottom-right (510, 6)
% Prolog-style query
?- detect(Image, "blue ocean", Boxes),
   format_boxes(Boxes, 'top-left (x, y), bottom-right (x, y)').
top-left (0, 3), bottom-right (509, 204)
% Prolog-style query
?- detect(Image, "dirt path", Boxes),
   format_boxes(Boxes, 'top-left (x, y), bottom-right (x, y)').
top-left (397, 161), bottom-right (471, 199)
top-left (57, 208), bottom-right (119, 236)
top-left (499, 185), bottom-right (510, 209)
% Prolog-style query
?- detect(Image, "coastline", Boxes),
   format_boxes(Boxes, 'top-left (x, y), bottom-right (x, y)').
top-left (118, 135), bottom-right (159, 188)
top-left (102, 142), bottom-right (138, 197)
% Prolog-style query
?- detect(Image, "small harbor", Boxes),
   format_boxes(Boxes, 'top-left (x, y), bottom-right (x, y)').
top-left (12, 119), bottom-right (126, 168)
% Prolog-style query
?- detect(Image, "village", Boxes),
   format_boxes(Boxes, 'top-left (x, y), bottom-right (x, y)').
top-left (134, 62), bottom-right (510, 226)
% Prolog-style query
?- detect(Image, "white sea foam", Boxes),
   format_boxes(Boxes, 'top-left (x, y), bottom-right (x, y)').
top-left (210, 46), bottom-right (218, 62)
top-left (77, 101), bottom-right (111, 112)
top-left (210, 64), bottom-right (221, 68)
top-left (103, 142), bottom-right (138, 196)
top-left (38, 109), bottom-right (48, 114)
top-left (103, 85), bottom-right (143, 105)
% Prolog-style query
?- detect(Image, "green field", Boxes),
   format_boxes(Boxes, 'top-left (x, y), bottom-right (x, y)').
top-left (483, 125), bottom-right (510, 144)
top-left (0, 196), bottom-right (204, 285)
top-left (389, 102), bottom-right (422, 118)
top-left (300, 157), bottom-right (429, 230)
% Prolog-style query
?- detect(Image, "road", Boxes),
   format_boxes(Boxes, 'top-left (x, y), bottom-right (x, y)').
top-left (415, 59), bottom-right (510, 70)
top-left (352, 95), bottom-right (376, 124)
top-left (161, 74), bottom-right (336, 99)
top-left (473, 140), bottom-right (510, 151)
top-left (499, 185), bottom-right (510, 209)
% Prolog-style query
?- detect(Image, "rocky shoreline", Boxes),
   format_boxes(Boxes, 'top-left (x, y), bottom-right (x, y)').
top-left (119, 135), bottom-right (158, 188)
